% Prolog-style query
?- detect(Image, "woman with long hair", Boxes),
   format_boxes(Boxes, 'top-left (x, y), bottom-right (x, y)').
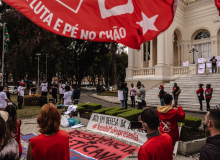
top-left (27, 103), bottom-right (70, 160)
top-left (196, 84), bottom-right (204, 111)
top-left (4, 105), bottom-right (22, 158)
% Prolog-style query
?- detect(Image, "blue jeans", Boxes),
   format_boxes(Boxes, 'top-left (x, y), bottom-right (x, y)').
top-left (74, 100), bottom-right (79, 104)
top-left (160, 99), bottom-right (164, 106)
top-left (121, 100), bottom-right (125, 109)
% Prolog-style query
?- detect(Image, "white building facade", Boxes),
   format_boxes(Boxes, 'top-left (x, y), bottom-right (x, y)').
top-left (126, 0), bottom-right (220, 90)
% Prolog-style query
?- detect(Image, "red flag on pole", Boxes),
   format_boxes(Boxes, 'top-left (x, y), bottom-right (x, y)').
top-left (3, 0), bottom-right (177, 49)
top-left (215, 0), bottom-right (220, 16)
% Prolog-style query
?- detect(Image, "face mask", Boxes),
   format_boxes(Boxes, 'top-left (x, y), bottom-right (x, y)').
top-left (138, 87), bottom-right (140, 89)
top-left (203, 123), bottom-right (208, 133)
top-left (159, 87), bottom-right (160, 89)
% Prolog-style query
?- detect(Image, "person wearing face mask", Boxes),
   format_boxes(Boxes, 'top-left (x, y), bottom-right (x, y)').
top-left (197, 84), bottom-right (204, 111)
top-left (138, 107), bottom-right (173, 160)
top-left (205, 84), bottom-right (213, 111)
top-left (135, 82), bottom-right (146, 109)
top-left (200, 105), bottom-right (220, 160)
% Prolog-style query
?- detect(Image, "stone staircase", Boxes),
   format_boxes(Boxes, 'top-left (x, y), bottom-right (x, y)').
top-left (145, 74), bottom-right (220, 110)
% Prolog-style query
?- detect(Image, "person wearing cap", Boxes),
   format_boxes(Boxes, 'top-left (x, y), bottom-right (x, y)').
top-left (197, 84), bottom-right (204, 111)
top-left (18, 82), bottom-right (26, 110)
top-left (40, 80), bottom-right (48, 97)
top-left (205, 84), bottom-right (213, 111)
top-left (172, 83), bottom-right (181, 107)
top-left (63, 86), bottom-right (72, 106)
top-left (0, 111), bottom-right (19, 160)
top-left (130, 83), bottom-right (136, 108)
top-left (30, 81), bottom-right (36, 94)
top-left (158, 85), bottom-right (165, 106)
top-left (157, 94), bottom-right (185, 144)
top-left (0, 86), bottom-right (10, 110)
top-left (138, 107), bottom-right (173, 160)
top-left (59, 79), bottom-right (66, 104)
top-left (200, 106), bottom-right (220, 160)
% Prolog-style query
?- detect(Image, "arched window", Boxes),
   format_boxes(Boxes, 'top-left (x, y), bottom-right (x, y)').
top-left (194, 31), bottom-right (210, 40)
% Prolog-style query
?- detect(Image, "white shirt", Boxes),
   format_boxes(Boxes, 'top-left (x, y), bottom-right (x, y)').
top-left (18, 86), bottom-right (25, 97)
top-left (59, 84), bottom-right (66, 94)
top-left (130, 87), bottom-right (136, 96)
top-left (0, 92), bottom-right (7, 108)
top-left (63, 91), bottom-right (72, 106)
top-left (40, 83), bottom-right (48, 92)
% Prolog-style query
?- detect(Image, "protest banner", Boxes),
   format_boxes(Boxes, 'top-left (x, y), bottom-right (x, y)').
top-left (198, 68), bottom-right (205, 74)
top-left (198, 63), bottom-right (205, 69)
top-left (206, 63), bottom-right (212, 68)
top-left (217, 62), bottom-right (220, 67)
top-left (87, 113), bottom-right (147, 145)
top-left (118, 90), bottom-right (124, 101)
top-left (68, 130), bottom-right (139, 160)
top-left (216, 56), bottom-right (220, 61)
top-left (4, 0), bottom-right (177, 49)
top-left (198, 58), bottom-right (205, 64)
top-left (183, 61), bottom-right (189, 66)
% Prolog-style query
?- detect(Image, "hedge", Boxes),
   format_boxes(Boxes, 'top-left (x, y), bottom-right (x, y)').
top-left (183, 116), bottom-right (202, 129)
top-left (117, 109), bottom-right (143, 121)
top-left (93, 107), bottom-right (121, 114)
top-left (66, 103), bottom-right (102, 115)
top-left (105, 109), bottom-right (133, 116)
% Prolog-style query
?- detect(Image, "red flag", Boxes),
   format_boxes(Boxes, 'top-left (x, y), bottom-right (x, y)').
top-left (3, 0), bottom-right (176, 49)
top-left (215, 0), bottom-right (220, 16)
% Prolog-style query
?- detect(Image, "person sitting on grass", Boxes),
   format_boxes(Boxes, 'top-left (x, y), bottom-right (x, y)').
top-left (138, 107), bottom-right (173, 160)
top-left (157, 94), bottom-right (185, 145)
top-left (4, 105), bottom-right (22, 158)
top-left (27, 103), bottom-right (70, 160)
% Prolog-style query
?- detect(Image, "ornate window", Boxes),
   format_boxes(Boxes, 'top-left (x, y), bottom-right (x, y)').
top-left (194, 31), bottom-right (210, 40)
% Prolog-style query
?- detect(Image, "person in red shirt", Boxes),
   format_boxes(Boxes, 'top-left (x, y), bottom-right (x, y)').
top-left (138, 107), bottom-right (174, 160)
top-left (196, 84), bottom-right (204, 111)
top-left (4, 105), bottom-right (22, 158)
top-left (27, 103), bottom-right (70, 160)
top-left (157, 94), bottom-right (185, 144)
top-left (205, 84), bottom-right (213, 111)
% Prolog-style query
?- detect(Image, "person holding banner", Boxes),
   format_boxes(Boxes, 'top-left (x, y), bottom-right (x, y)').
top-left (196, 84), bottom-right (204, 111)
top-left (205, 84), bottom-right (213, 111)
top-left (138, 107), bottom-right (173, 160)
top-left (210, 56), bottom-right (217, 73)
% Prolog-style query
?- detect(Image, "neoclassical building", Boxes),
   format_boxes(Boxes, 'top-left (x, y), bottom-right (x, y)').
top-left (126, 0), bottom-right (220, 89)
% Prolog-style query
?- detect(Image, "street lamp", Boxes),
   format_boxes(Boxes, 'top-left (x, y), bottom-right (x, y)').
top-left (189, 46), bottom-right (199, 64)
top-left (36, 53), bottom-right (41, 94)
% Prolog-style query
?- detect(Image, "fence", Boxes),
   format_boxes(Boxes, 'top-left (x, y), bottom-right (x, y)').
top-left (133, 67), bottom-right (155, 76)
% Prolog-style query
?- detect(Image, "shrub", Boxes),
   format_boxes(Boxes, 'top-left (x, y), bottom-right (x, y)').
top-left (75, 106), bottom-right (85, 115)
top-left (183, 116), bottom-right (202, 129)
top-left (93, 107), bottom-right (121, 114)
top-left (117, 109), bottom-right (143, 121)
top-left (105, 107), bottom-right (124, 115)
top-left (82, 103), bottom-right (102, 111)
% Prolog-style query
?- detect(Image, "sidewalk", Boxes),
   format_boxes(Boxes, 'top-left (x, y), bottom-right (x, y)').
top-left (90, 94), bottom-right (207, 114)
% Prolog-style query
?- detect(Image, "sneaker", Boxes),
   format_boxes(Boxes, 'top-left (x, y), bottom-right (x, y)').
top-left (198, 109), bottom-right (203, 111)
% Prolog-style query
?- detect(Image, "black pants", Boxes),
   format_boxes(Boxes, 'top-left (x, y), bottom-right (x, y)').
top-left (206, 98), bottom-right (211, 111)
top-left (18, 96), bottom-right (23, 109)
top-left (212, 66), bottom-right (217, 73)
top-left (52, 93), bottom-right (57, 103)
top-left (131, 96), bottom-right (135, 107)
top-left (41, 92), bottom-right (47, 97)
top-left (138, 100), bottom-right (146, 109)
top-left (124, 100), bottom-right (127, 109)
top-left (198, 96), bottom-right (203, 110)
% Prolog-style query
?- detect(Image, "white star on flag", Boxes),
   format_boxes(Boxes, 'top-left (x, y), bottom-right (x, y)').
top-left (137, 12), bottom-right (158, 35)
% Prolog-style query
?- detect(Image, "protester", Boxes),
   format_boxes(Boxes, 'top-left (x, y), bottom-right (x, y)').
top-left (0, 111), bottom-right (19, 160)
top-left (210, 56), bottom-right (217, 73)
top-left (205, 84), bottom-right (213, 111)
top-left (51, 82), bottom-right (58, 103)
top-left (135, 82), bottom-right (146, 109)
top-left (124, 83), bottom-right (128, 109)
top-left (71, 86), bottom-right (80, 104)
top-left (130, 83), bottom-right (136, 108)
top-left (40, 80), bottom-right (48, 97)
top-left (118, 84), bottom-right (125, 109)
top-left (6, 87), bottom-right (11, 101)
top-left (200, 106), bottom-right (220, 160)
top-left (138, 107), bottom-right (173, 160)
top-left (27, 103), bottom-right (70, 160)
top-left (59, 79), bottom-right (66, 104)
top-left (197, 84), bottom-right (204, 111)
top-left (4, 105), bottom-right (22, 158)
top-left (30, 81), bottom-right (36, 94)
top-left (0, 86), bottom-right (10, 110)
top-left (172, 83), bottom-right (181, 107)
top-left (18, 82), bottom-right (25, 110)
top-left (157, 94), bottom-right (185, 144)
top-left (63, 86), bottom-right (72, 106)
top-left (158, 85), bottom-right (165, 106)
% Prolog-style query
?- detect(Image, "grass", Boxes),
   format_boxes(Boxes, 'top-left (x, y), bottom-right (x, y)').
top-left (10, 94), bottom-right (63, 119)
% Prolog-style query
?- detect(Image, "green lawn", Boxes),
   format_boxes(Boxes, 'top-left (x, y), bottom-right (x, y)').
top-left (10, 94), bottom-right (64, 118)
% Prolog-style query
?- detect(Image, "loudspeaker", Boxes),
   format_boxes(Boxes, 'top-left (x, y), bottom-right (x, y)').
top-left (40, 96), bottom-right (47, 107)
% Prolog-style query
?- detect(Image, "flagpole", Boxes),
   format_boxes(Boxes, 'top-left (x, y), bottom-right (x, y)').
top-left (2, 23), bottom-right (5, 85)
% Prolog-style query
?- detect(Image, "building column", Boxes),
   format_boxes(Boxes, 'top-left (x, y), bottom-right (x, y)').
top-left (211, 41), bottom-right (214, 56)
top-left (178, 45), bottom-right (180, 66)
top-left (128, 48), bottom-right (134, 68)
top-left (145, 42), bottom-right (149, 67)
top-left (215, 40), bottom-right (218, 56)
top-left (149, 40), bottom-right (154, 67)
top-left (139, 44), bottom-right (144, 68)
top-left (157, 33), bottom-right (165, 65)
top-left (181, 44), bottom-right (184, 66)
